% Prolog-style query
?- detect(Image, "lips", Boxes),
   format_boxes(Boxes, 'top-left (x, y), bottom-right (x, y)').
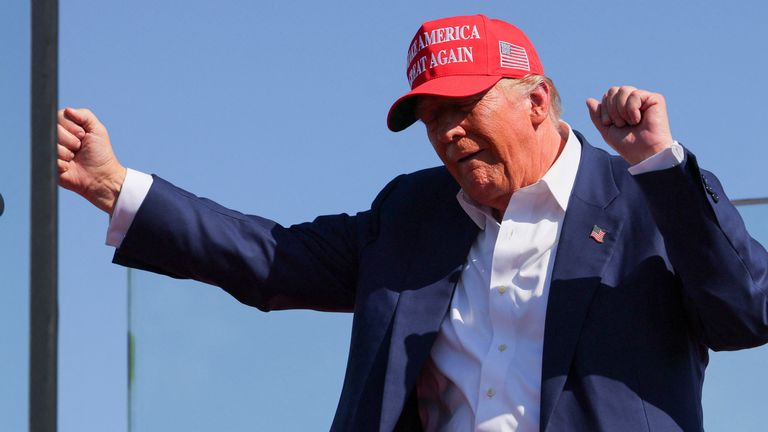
top-left (457, 149), bottom-right (483, 163)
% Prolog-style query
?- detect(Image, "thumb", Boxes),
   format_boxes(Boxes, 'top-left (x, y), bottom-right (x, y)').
top-left (64, 107), bottom-right (102, 133)
top-left (585, 98), bottom-right (604, 133)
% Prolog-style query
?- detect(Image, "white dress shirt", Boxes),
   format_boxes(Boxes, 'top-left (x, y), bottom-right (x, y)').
top-left (416, 124), bottom-right (580, 432)
top-left (105, 124), bottom-right (684, 432)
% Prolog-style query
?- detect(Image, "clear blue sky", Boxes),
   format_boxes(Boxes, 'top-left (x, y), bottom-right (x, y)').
top-left (3, 1), bottom-right (768, 431)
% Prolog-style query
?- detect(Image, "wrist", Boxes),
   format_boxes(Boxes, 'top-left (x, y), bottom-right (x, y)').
top-left (87, 164), bottom-right (127, 215)
top-left (626, 138), bottom-right (673, 165)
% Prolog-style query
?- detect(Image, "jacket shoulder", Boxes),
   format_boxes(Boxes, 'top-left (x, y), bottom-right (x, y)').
top-left (371, 166), bottom-right (459, 212)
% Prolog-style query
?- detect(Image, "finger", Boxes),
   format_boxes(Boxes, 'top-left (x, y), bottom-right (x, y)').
top-left (599, 88), bottom-right (615, 126)
top-left (57, 124), bottom-right (82, 152)
top-left (638, 90), bottom-right (665, 112)
top-left (58, 108), bottom-right (86, 138)
top-left (586, 98), bottom-right (605, 132)
top-left (614, 86), bottom-right (638, 126)
top-left (64, 107), bottom-right (102, 134)
top-left (606, 87), bottom-right (627, 128)
top-left (57, 159), bottom-right (70, 174)
top-left (625, 91), bottom-right (644, 125)
top-left (58, 143), bottom-right (75, 162)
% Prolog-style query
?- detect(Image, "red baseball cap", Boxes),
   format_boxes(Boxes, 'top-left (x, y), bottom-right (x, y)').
top-left (387, 14), bottom-right (544, 132)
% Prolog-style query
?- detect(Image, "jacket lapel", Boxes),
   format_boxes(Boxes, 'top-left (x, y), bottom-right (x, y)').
top-left (539, 134), bottom-right (624, 431)
top-left (379, 187), bottom-right (479, 432)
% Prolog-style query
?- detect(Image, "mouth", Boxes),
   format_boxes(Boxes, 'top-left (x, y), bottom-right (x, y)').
top-left (457, 149), bottom-right (483, 163)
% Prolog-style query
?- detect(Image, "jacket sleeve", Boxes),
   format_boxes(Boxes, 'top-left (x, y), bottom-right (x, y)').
top-left (113, 175), bottom-right (401, 313)
top-left (633, 151), bottom-right (768, 350)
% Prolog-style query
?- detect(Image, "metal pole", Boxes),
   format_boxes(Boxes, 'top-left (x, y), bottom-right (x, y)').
top-left (29, 0), bottom-right (58, 430)
top-left (732, 197), bottom-right (768, 206)
top-left (127, 268), bottom-right (135, 432)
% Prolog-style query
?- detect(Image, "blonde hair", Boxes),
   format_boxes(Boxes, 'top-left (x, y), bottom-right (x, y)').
top-left (498, 75), bottom-right (562, 121)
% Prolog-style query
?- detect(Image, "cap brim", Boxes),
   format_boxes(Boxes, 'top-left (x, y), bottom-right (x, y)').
top-left (386, 75), bottom-right (503, 132)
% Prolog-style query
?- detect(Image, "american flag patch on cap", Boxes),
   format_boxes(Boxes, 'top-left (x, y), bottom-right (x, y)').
top-left (499, 41), bottom-right (530, 71)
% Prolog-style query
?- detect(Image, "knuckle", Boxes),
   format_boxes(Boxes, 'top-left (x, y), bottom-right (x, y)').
top-left (618, 87), bottom-right (633, 98)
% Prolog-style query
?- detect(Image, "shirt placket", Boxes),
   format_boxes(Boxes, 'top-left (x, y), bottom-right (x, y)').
top-left (474, 214), bottom-right (529, 428)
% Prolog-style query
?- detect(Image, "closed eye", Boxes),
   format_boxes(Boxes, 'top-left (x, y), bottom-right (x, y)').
top-left (417, 93), bottom-right (484, 124)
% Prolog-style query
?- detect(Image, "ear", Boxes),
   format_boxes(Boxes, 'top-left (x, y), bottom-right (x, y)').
top-left (528, 83), bottom-right (551, 126)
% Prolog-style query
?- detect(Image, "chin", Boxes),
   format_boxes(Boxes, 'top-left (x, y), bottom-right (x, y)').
top-left (463, 183), bottom-right (503, 207)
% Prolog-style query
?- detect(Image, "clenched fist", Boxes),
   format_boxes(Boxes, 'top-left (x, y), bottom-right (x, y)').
top-left (586, 86), bottom-right (674, 165)
top-left (58, 108), bottom-right (126, 214)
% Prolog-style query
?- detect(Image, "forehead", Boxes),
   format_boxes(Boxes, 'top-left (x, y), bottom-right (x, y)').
top-left (415, 91), bottom-right (488, 115)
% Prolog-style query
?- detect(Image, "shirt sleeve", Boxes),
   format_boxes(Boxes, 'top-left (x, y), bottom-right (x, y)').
top-left (106, 168), bottom-right (153, 247)
top-left (627, 141), bottom-right (685, 175)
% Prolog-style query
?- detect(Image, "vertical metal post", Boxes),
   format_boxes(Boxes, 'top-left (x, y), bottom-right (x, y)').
top-left (29, 0), bottom-right (58, 430)
top-left (127, 268), bottom-right (135, 432)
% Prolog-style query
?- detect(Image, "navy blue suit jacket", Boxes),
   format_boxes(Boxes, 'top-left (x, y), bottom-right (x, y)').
top-left (114, 133), bottom-right (768, 431)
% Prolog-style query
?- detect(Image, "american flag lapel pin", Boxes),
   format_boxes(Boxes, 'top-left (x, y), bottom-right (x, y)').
top-left (590, 225), bottom-right (607, 244)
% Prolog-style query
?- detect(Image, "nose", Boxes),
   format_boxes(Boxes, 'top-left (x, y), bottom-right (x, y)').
top-left (433, 110), bottom-right (468, 145)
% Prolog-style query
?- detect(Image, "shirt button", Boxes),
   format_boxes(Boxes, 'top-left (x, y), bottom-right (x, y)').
top-left (497, 286), bottom-right (507, 295)
top-left (486, 388), bottom-right (496, 398)
top-left (498, 344), bottom-right (507, 352)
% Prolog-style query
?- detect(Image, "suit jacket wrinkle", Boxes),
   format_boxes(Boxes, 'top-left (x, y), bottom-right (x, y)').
top-left (113, 133), bottom-right (768, 432)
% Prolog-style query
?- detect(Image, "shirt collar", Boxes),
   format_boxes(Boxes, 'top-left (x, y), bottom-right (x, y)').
top-left (457, 121), bottom-right (582, 229)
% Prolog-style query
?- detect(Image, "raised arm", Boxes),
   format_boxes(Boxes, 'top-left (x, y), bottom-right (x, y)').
top-left (588, 86), bottom-right (768, 350)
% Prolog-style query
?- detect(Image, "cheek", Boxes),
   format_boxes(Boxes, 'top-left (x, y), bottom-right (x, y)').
top-left (428, 140), bottom-right (450, 165)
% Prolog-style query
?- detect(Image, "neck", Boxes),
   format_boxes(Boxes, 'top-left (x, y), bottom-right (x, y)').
top-left (517, 119), bottom-right (567, 192)
top-left (490, 120), bottom-right (566, 222)
top-left (540, 120), bottom-right (568, 175)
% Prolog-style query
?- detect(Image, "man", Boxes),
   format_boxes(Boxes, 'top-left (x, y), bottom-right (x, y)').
top-left (58, 14), bottom-right (768, 432)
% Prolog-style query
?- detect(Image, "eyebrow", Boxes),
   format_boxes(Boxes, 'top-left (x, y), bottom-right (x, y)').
top-left (415, 98), bottom-right (437, 119)
top-left (417, 94), bottom-right (482, 114)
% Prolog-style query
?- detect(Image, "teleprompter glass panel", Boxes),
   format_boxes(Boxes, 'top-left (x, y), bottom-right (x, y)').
top-left (127, 270), bottom-right (351, 431)
top-left (0, 2), bottom-right (31, 430)
top-left (128, 203), bottom-right (768, 431)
